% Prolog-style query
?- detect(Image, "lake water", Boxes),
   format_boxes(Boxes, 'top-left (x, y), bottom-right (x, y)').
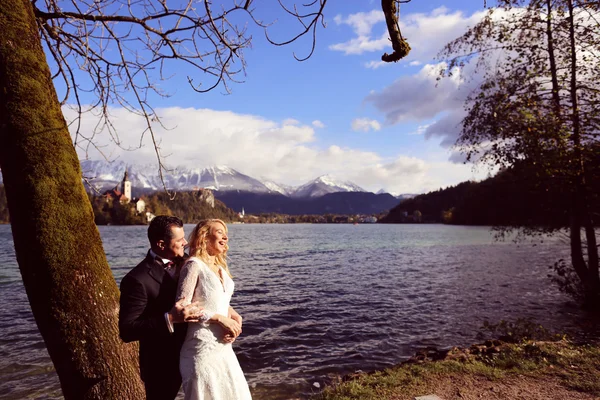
top-left (1, 223), bottom-right (598, 399)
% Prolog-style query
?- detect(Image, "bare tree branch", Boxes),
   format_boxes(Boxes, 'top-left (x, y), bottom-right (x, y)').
top-left (34, 0), bottom-right (328, 194)
top-left (264, 0), bottom-right (327, 61)
top-left (381, 0), bottom-right (411, 62)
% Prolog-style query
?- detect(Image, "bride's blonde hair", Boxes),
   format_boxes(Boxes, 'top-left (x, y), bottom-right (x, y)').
top-left (188, 219), bottom-right (231, 277)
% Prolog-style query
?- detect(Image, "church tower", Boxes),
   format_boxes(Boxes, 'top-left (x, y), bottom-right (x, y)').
top-left (122, 169), bottom-right (131, 203)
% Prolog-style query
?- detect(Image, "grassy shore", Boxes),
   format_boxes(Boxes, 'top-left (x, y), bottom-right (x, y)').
top-left (314, 339), bottom-right (600, 400)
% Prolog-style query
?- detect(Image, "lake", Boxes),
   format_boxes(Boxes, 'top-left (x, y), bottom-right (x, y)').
top-left (0, 223), bottom-right (598, 399)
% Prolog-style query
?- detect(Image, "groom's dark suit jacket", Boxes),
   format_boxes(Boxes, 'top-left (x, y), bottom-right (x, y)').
top-left (119, 252), bottom-right (187, 394)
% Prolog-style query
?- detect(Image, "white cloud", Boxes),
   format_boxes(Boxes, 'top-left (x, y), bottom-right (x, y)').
top-left (312, 120), bottom-right (325, 129)
top-left (365, 62), bottom-right (467, 124)
top-left (333, 10), bottom-right (385, 36)
top-left (330, 7), bottom-right (487, 65)
top-left (400, 8), bottom-right (487, 63)
top-left (410, 123), bottom-right (433, 135)
top-left (282, 118), bottom-right (300, 126)
top-left (348, 155), bottom-right (489, 194)
top-left (364, 60), bottom-right (484, 163)
top-left (329, 32), bottom-right (388, 55)
top-left (351, 118), bottom-right (381, 132)
top-left (329, 10), bottom-right (388, 55)
top-left (65, 106), bottom-right (487, 194)
top-left (423, 110), bottom-right (467, 148)
top-left (365, 60), bottom-right (388, 69)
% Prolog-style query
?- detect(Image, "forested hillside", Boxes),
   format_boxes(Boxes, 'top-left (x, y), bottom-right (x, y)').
top-left (382, 161), bottom-right (599, 226)
top-left (89, 190), bottom-right (240, 225)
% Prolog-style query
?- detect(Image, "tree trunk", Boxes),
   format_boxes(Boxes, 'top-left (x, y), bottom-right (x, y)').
top-left (566, 0), bottom-right (600, 306)
top-left (585, 221), bottom-right (600, 297)
top-left (0, 1), bottom-right (144, 398)
top-left (545, 0), bottom-right (562, 120)
top-left (570, 215), bottom-right (589, 280)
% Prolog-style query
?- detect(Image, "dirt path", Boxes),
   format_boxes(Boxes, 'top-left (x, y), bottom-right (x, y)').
top-left (398, 374), bottom-right (599, 400)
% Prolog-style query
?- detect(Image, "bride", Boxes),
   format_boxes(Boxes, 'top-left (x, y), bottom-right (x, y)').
top-left (177, 219), bottom-right (252, 400)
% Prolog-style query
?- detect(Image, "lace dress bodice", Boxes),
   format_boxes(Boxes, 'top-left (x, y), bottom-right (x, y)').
top-left (178, 257), bottom-right (234, 324)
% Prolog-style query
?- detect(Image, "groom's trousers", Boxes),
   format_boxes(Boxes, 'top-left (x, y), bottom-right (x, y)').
top-left (144, 370), bottom-right (182, 400)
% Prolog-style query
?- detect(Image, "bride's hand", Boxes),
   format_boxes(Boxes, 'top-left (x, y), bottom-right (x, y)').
top-left (215, 315), bottom-right (242, 338)
top-left (228, 307), bottom-right (243, 328)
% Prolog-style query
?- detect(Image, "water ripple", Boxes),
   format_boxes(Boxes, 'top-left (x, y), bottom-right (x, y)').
top-left (1, 224), bottom-right (599, 399)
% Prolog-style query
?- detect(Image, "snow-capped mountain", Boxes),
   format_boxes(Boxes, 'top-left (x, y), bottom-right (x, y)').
top-left (290, 175), bottom-right (366, 198)
top-left (376, 189), bottom-right (419, 200)
top-left (80, 160), bottom-right (272, 193)
top-left (79, 160), bottom-right (370, 199)
top-left (396, 193), bottom-right (419, 201)
top-left (377, 188), bottom-right (398, 196)
top-left (261, 179), bottom-right (294, 196)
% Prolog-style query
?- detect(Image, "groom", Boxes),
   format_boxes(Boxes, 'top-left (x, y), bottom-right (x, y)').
top-left (119, 215), bottom-right (202, 400)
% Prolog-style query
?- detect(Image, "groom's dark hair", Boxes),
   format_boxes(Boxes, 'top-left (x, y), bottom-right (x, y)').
top-left (148, 215), bottom-right (184, 245)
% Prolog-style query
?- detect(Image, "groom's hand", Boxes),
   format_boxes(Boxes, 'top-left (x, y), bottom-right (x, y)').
top-left (169, 297), bottom-right (202, 323)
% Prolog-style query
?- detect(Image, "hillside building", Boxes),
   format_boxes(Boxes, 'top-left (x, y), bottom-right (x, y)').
top-left (121, 169), bottom-right (131, 203)
top-left (103, 169), bottom-right (132, 204)
top-left (103, 170), bottom-right (145, 214)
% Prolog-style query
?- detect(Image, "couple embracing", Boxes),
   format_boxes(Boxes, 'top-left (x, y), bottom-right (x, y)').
top-left (119, 216), bottom-right (252, 400)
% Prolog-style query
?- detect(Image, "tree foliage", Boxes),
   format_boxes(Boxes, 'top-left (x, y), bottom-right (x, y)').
top-left (381, 159), bottom-right (600, 225)
top-left (89, 192), bottom-right (240, 224)
top-left (144, 191), bottom-right (240, 223)
top-left (438, 0), bottom-right (600, 305)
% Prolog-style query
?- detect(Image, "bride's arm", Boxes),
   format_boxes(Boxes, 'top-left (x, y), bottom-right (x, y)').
top-left (169, 260), bottom-right (203, 325)
top-left (176, 260), bottom-right (199, 306)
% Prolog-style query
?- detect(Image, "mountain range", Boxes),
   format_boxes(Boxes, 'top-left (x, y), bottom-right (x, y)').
top-left (0, 160), bottom-right (413, 215)
top-left (77, 160), bottom-right (411, 200)
top-left (80, 160), bottom-right (274, 194)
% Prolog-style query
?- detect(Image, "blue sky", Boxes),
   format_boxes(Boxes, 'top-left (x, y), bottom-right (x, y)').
top-left (63, 0), bottom-right (493, 195)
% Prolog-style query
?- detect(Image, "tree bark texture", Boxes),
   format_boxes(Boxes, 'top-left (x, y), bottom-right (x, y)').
top-left (0, 1), bottom-right (145, 398)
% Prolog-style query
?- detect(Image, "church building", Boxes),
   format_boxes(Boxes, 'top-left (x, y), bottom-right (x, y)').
top-left (103, 169), bottom-right (132, 204)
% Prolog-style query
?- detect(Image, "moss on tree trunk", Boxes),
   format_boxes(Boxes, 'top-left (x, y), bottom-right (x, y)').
top-left (0, 1), bottom-right (145, 398)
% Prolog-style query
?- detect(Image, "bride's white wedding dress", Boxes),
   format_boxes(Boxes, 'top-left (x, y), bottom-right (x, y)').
top-left (177, 257), bottom-right (252, 400)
